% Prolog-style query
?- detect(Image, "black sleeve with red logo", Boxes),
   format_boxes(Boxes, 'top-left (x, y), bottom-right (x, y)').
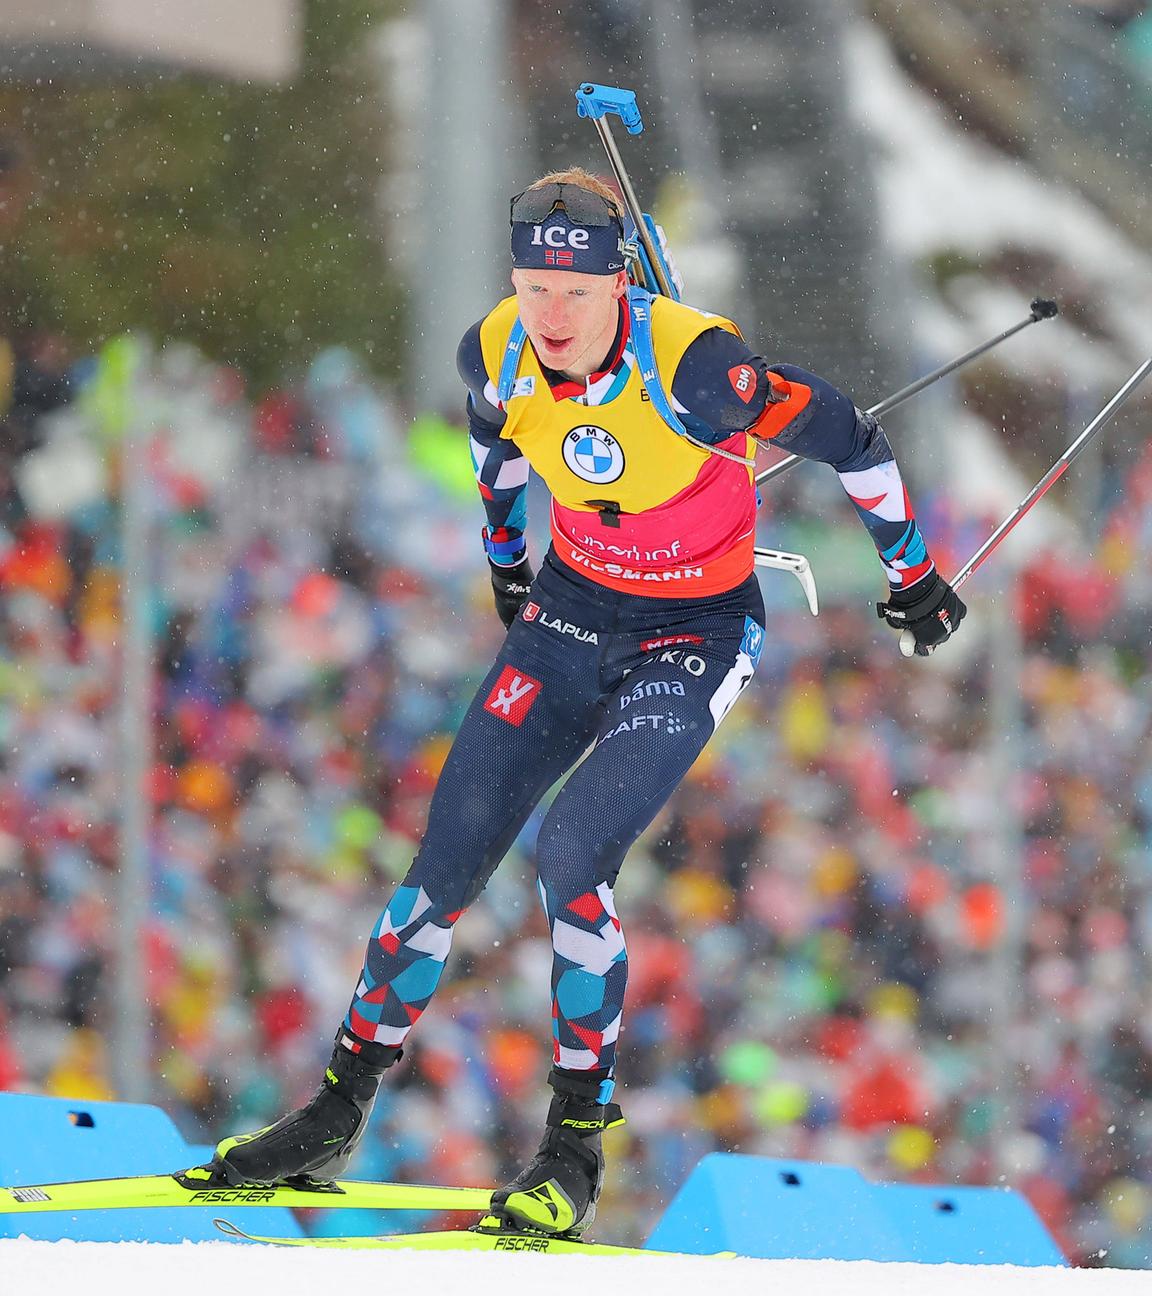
top-left (670, 327), bottom-right (781, 442)
top-left (672, 328), bottom-right (827, 445)
top-left (674, 328), bottom-right (896, 472)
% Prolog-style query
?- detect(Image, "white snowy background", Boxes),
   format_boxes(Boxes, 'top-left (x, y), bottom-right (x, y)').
top-left (5, 1239), bottom-right (1152, 1296)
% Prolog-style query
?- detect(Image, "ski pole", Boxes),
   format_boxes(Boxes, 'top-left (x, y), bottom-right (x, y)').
top-left (755, 299), bottom-right (1060, 487)
top-left (898, 356), bottom-right (1152, 657)
top-left (575, 83), bottom-right (675, 299)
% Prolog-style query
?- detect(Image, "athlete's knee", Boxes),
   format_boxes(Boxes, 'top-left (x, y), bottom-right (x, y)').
top-left (535, 812), bottom-right (624, 897)
top-left (400, 832), bottom-right (506, 917)
top-left (421, 785), bottom-right (517, 866)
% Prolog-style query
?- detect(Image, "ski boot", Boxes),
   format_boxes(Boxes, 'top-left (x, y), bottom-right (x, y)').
top-left (486, 1067), bottom-right (624, 1236)
top-left (208, 1031), bottom-right (401, 1187)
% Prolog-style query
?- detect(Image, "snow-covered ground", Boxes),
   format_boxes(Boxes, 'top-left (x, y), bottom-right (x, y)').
top-left (4, 1239), bottom-right (1152, 1296)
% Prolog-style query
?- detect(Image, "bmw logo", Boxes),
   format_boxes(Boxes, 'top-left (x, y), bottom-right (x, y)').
top-left (563, 425), bottom-right (624, 484)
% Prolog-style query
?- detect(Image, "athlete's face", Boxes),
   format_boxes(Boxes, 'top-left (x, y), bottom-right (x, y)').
top-left (511, 268), bottom-right (628, 379)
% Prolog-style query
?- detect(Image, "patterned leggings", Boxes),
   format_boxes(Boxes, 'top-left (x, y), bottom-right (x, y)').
top-left (344, 554), bottom-right (764, 1074)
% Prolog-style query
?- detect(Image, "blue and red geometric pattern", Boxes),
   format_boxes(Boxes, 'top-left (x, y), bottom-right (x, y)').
top-left (346, 875), bottom-right (629, 1074)
top-left (470, 410), bottom-right (530, 569)
top-left (541, 880), bottom-right (627, 1073)
top-left (346, 884), bottom-right (460, 1048)
top-left (838, 461), bottom-right (935, 590)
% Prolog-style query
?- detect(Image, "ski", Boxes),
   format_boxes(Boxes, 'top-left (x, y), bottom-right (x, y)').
top-left (214, 1216), bottom-right (733, 1257)
top-left (0, 1168), bottom-right (493, 1216)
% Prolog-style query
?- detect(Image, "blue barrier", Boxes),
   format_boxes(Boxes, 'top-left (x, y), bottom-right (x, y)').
top-left (0, 1102), bottom-right (1067, 1260)
top-left (0, 1093), bottom-right (302, 1243)
top-left (875, 1182), bottom-right (1066, 1266)
top-left (646, 1153), bottom-right (1066, 1266)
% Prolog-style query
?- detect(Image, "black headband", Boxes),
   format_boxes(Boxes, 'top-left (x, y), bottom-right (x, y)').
top-left (510, 184), bottom-right (625, 275)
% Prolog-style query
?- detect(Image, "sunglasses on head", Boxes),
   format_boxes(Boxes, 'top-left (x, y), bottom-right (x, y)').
top-left (510, 182), bottom-right (620, 228)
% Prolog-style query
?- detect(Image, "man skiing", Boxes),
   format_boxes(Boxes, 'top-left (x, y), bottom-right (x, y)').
top-left (208, 168), bottom-right (965, 1236)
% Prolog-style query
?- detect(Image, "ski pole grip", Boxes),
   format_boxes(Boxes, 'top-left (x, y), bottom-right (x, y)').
top-left (576, 83), bottom-right (644, 135)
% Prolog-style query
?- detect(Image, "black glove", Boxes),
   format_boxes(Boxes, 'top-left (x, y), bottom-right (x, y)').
top-left (490, 557), bottom-right (534, 630)
top-left (877, 571), bottom-right (966, 657)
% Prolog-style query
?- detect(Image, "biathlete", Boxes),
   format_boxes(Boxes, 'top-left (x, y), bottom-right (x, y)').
top-left (208, 167), bottom-right (965, 1236)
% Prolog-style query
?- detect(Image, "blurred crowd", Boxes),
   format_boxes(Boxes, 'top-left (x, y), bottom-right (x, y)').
top-left (0, 332), bottom-right (1151, 1267)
